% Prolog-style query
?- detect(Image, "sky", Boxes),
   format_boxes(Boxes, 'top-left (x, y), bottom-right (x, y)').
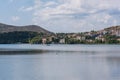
top-left (0, 0), bottom-right (120, 32)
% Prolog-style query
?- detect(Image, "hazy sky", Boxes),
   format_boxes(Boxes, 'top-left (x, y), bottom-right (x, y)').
top-left (0, 0), bottom-right (120, 32)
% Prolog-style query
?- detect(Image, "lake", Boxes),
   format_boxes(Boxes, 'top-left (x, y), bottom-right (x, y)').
top-left (0, 44), bottom-right (120, 80)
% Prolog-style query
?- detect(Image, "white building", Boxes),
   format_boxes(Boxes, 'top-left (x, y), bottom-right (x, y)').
top-left (59, 39), bottom-right (65, 44)
top-left (42, 38), bottom-right (47, 44)
top-left (95, 35), bottom-right (105, 42)
top-left (76, 36), bottom-right (86, 41)
top-left (116, 29), bottom-right (120, 36)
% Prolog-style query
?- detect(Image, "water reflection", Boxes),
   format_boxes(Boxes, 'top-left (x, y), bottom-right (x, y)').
top-left (0, 52), bottom-right (120, 80)
top-left (0, 55), bottom-right (44, 80)
top-left (106, 57), bottom-right (120, 79)
top-left (0, 45), bottom-right (120, 80)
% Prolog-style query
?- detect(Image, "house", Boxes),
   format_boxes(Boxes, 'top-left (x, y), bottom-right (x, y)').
top-left (76, 36), bottom-right (86, 41)
top-left (95, 35), bottom-right (105, 42)
top-left (116, 29), bottom-right (120, 36)
top-left (86, 39), bottom-right (94, 43)
top-left (71, 34), bottom-right (77, 37)
top-left (117, 38), bottom-right (120, 42)
top-left (59, 39), bottom-right (65, 44)
top-left (102, 30), bottom-right (108, 35)
top-left (67, 35), bottom-right (72, 38)
top-left (48, 37), bottom-right (53, 42)
top-left (42, 38), bottom-right (47, 44)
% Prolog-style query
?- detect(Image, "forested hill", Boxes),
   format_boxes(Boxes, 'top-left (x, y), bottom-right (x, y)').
top-left (0, 23), bottom-right (52, 34)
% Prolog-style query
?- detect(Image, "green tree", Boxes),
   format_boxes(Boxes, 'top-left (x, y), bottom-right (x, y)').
top-left (30, 36), bottom-right (42, 44)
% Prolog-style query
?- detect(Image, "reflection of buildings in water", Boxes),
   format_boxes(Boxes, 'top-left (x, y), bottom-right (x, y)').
top-left (106, 57), bottom-right (120, 79)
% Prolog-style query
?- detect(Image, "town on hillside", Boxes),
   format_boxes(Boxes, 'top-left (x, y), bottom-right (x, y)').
top-left (38, 26), bottom-right (120, 44)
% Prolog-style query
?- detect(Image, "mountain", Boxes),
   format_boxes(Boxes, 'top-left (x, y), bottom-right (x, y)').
top-left (0, 23), bottom-right (52, 34)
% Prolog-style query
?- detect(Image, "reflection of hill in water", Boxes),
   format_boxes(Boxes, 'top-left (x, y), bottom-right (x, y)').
top-left (0, 44), bottom-right (120, 55)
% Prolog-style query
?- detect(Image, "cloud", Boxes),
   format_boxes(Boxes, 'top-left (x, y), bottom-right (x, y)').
top-left (19, 6), bottom-right (34, 12)
top-left (12, 16), bottom-right (20, 21)
top-left (30, 0), bottom-right (120, 32)
top-left (33, 0), bottom-right (84, 21)
top-left (44, 1), bottom-right (58, 7)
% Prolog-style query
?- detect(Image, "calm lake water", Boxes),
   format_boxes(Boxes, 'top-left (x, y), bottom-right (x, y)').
top-left (0, 44), bottom-right (120, 80)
